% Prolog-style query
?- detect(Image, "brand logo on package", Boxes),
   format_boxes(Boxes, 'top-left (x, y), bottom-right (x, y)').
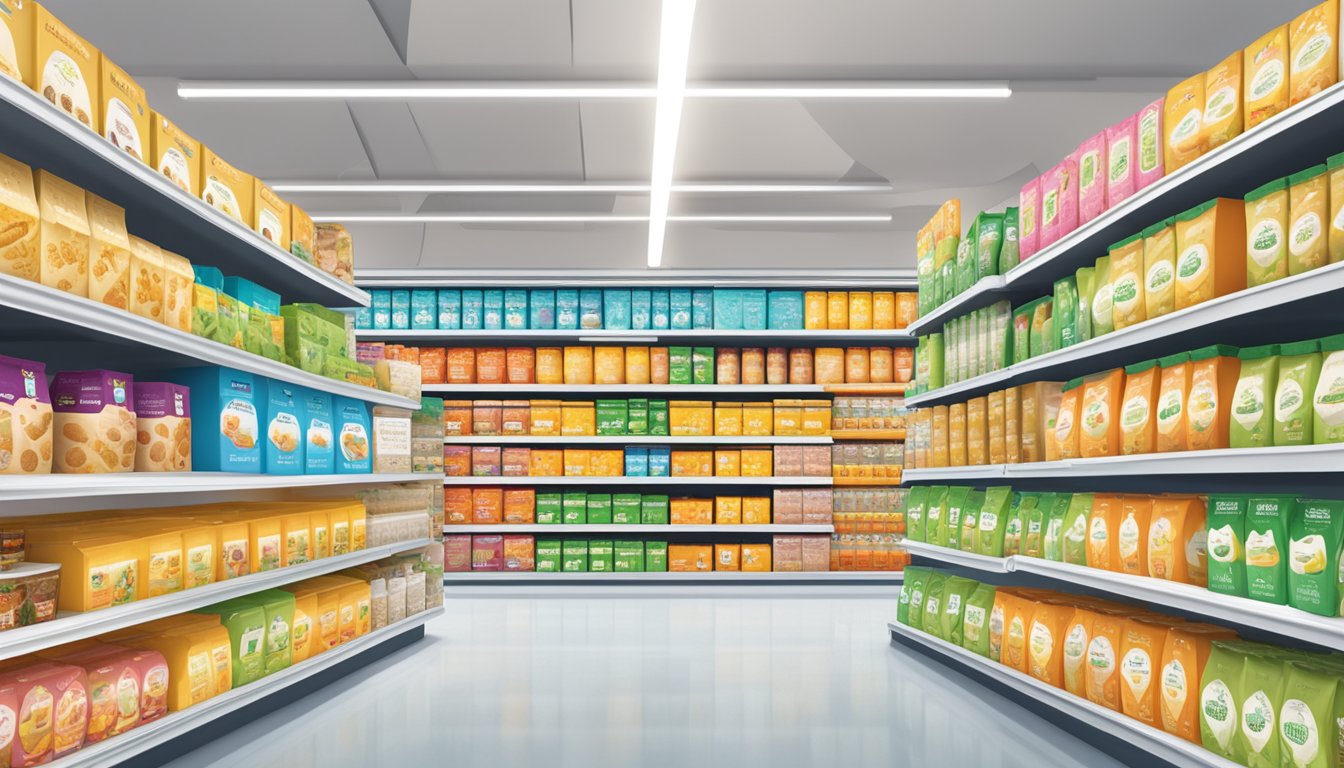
top-left (20, 369), bottom-right (36, 399)
top-left (111, 378), bottom-right (127, 405)
top-left (173, 392), bottom-right (185, 417)
top-left (229, 379), bottom-right (252, 394)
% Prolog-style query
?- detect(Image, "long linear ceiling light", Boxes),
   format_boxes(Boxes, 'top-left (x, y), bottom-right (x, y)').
top-left (647, 0), bottom-right (698, 268)
top-left (269, 181), bottom-right (894, 194)
top-left (310, 213), bottom-right (893, 224)
top-left (176, 80), bottom-right (1011, 100)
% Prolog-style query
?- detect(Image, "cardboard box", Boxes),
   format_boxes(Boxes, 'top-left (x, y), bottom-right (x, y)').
top-left (502, 535), bottom-right (534, 571)
top-left (644, 541), bottom-right (668, 572)
top-left (443, 536), bottom-right (471, 572)
top-left (149, 111), bottom-right (202, 197)
top-left (741, 543), bottom-right (772, 572)
top-left (802, 489), bottom-right (833, 525)
top-left (715, 496), bottom-right (743, 524)
top-left (535, 539), bottom-right (562, 571)
top-left (33, 5), bottom-right (98, 133)
top-left (586, 494), bottom-right (613, 525)
top-left (801, 535), bottom-right (830, 571)
top-left (471, 535), bottom-right (503, 571)
top-left (535, 492), bottom-right (562, 524)
top-left (200, 146), bottom-right (254, 224)
top-left (254, 180), bottom-right (291, 251)
top-left (669, 544), bottom-right (712, 572)
top-left (772, 489), bottom-right (802, 524)
top-left (670, 498), bottom-right (712, 525)
top-left (588, 540), bottom-right (614, 572)
top-left (562, 492), bottom-right (587, 524)
top-left (614, 541), bottom-right (644, 572)
top-left (772, 535), bottom-right (803, 572)
top-left (290, 203), bottom-right (315, 263)
top-left (99, 55), bottom-right (148, 163)
top-left (641, 494), bottom-right (669, 524)
top-left (714, 544), bottom-right (741, 571)
top-left (612, 494), bottom-right (642, 525)
top-left (561, 540), bottom-right (588, 572)
top-left (742, 496), bottom-right (771, 525)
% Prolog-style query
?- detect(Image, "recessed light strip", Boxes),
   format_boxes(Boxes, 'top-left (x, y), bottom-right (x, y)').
top-left (646, 0), bottom-right (698, 269)
top-left (269, 181), bottom-right (894, 194)
top-left (309, 213), bottom-right (893, 224)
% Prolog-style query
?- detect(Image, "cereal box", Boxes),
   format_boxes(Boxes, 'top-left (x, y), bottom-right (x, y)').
top-left (149, 111), bottom-right (201, 196)
top-left (200, 147), bottom-right (253, 224)
top-left (133, 382), bottom-right (190, 472)
top-left (167, 366), bottom-right (260, 472)
top-left (261, 379), bottom-right (304, 475)
top-left (253, 180), bottom-right (290, 251)
top-left (33, 4), bottom-right (98, 132)
top-left (51, 368), bottom-right (135, 473)
top-left (100, 54), bottom-right (149, 164)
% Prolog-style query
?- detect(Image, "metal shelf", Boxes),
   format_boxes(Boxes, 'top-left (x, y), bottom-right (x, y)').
top-left (0, 472), bottom-right (439, 504)
top-left (0, 275), bottom-right (417, 408)
top-left (357, 328), bottom-right (914, 345)
top-left (424, 383), bottom-right (829, 395)
top-left (445, 571), bottom-right (904, 582)
top-left (0, 538), bottom-right (433, 661)
top-left (357, 268), bottom-right (916, 289)
top-left (0, 76), bottom-right (366, 308)
top-left (442, 435), bottom-right (832, 445)
top-left (888, 623), bottom-right (1240, 768)
top-left (901, 540), bottom-right (1011, 573)
top-left (443, 475), bottom-right (832, 486)
top-left (55, 607), bottom-right (442, 768)
top-left (906, 276), bottom-right (1009, 336)
top-left (443, 524), bottom-right (835, 534)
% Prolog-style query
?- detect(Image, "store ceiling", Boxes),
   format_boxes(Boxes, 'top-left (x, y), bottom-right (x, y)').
top-left (44, 0), bottom-right (1317, 271)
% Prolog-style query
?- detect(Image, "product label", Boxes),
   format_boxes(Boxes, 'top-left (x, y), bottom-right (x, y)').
top-left (257, 534), bottom-right (281, 571)
top-left (1161, 659), bottom-right (1187, 721)
top-left (1171, 109), bottom-right (1202, 147)
top-left (1207, 525), bottom-right (1239, 563)
top-left (222, 538), bottom-right (248, 579)
top-left (1092, 284), bottom-right (1113, 323)
top-left (1042, 190), bottom-right (1059, 227)
top-left (1121, 648), bottom-right (1153, 699)
top-left (1139, 109), bottom-right (1160, 173)
top-left (1055, 407), bottom-right (1075, 443)
top-left (1242, 690), bottom-right (1276, 754)
top-left (1292, 33), bottom-right (1332, 73)
top-left (89, 559), bottom-right (137, 609)
top-left (104, 97), bottom-right (143, 159)
top-left (240, 626), bottom-right (264, 660)
top-left (1250, 60), bottom-right (1284, 100)
top-left (183, 544), bottom-right (212, 588)
top-left (1232, 376), bottom-right (1267, 430)
top-left (221, 398), bottom-right (258, 450)
top-left (1280, 699), bottom-right (1320, 765)
top-left (1176, 244), bottom-right (1208, 284)
top-left (1081, 396), bottom-right (1108, 439)
top-left (963, 605), bottom-right (986, 642)
top-left (202, 176), bottom-right (242, 220)
top-left (148, 548), bottom-right (182, 595)
top-left (1276, 379), bottom-right (1305, 423)
top-left (1087, 637), bottom-right (1116, 691)
top-left (1145, 259), bottom-right (1173, 296)
top-left (1118, 515), bottom-right (1141, 561)
top-left (1080, 151), bottom-right (1100, 192)
top-left (1112, 275), bottom-right (1140, 313)
top-left (1157, 388), bottom-right (1183, 434)
top-left (1314, 357), bottom-right (1344, 426)
top-left (1029, 620), bottom-right (1054, 671)
top-left (1187, 380), bottom-right (1217, 433)
top-left (1109, 138), bottom-right (1131, 183)
top-left (1290, 212), bottom-right (1322, 257)
top-left (1121, 395), bottom-right (1150, 431)
top-left (1204, 86), bottom-right (1238, 123)
top-left (268, 412), bottom-right (300, 454)
top-left (1249, 219), bottom-right (1285, 267)
top-left (1202, 679), bottom-right (1237, 749)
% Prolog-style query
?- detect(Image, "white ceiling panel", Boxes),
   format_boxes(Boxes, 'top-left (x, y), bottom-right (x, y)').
top-left (340, 222), bottom-right (429, 268)
top-left (405, 0), bottom-right (573, 77)
top-left (676, 101), bottom-right (856, 180)
top-left (346, 103), bottom-right (439, 179)
top-left (578, 101), bottom-right (656, 180)
top-left (571, 0), bottom-right (662, 79)
top-left (408, 103), bottom-right (585, 179)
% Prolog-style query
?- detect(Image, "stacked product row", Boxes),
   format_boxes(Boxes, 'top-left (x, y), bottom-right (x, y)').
top-left (444, 445), bottom-right (835, 479)
top-left (0, 2), bottom-right (351, 279)
top-left (405, 344), bottom-right (913, 386)
top-left (905, 334), bottom-right (1344, 470)
top-left (449, 535), bottom-right (830, 573)
top-left (442, 397), bottom-right (833, 437)
top-left (443, 489), bottom-right (831, 526)
top-left (896, 570), bottom-right (1344, 767)
top-left (831, 397), bottom-right (909, 432)
top-left (361, 287), bottom-right (917, 332)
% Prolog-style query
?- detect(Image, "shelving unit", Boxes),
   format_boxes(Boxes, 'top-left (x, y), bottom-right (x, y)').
top-left (425, 383), bottom-right (829, 395)
top-left (831, 429), bottom-right (905, 441)
top-left (0, 472), bottom-right (439, 503)
top-left (444, 524), bottom-right (835, 534)
top-left (442, 475), bottom-right (833, 487)
top-left (441, 435), bottom-right (834, 445)
top-left (445, 571), bottom-right (904, 583)
top-left (832, 476), bottom-right (902, 487)
top-left (360, 328), bottom-right (914, 345)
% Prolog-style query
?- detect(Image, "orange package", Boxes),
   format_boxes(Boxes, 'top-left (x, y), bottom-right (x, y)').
top-left (714, 449), bottom-right (741, 476)
top-left (1147, 496), bottom-right (1208, 585)
top-left (869, 347), bottom-right (894, 383)
top-left (1164, 74), bottom-right (1205, 172)
top-left (503, 489), bottom-right (535, 523)
top-left (789, 348), bottom-right (814, 384)
top-left (715, 544), bottom-right (741, 571)
top-left (529, 400), bottom-right (562, 436)
top-left (563, 346), bottom-right (594, 384)
top-left (588, 449), bottom-right (623, 476)
top-left (741, 348), bottom-right (765, 384)
top-left (848, 291), bottom-right (873, 330)
top-left (947, 402), bottom-right (967, 467)
top-left (1120, 360), bottom-right (1159, 455)
top-left (1158, 623), bottom-right (1236, 742)
top-left (529, 449), bottom-right (563, 476)
top-left (472, 488), bottom-right (503, 524)
top-left (505, 347), bottom-right (535, 384)
top-left (896, 292), bottom-right (918, 328)
top-left (1185, 345), bottom-right (1239, 451)
top-left (1245, 26), bottom-right (1289, 128)
top-left (1001, 593), bottom-right (1032, 674)
top-left (535, 347), bottom-right (563, 384)
top-left (1062, 607), bottom-right (1098, 698)
top-left (671, 450), bottom-right (713, 477)
top-left (650, 347), bottom-right (670, 384)
top-left (742, 496), bottom-right (771, 525)
top-left (844, 347), bottom-right (870, 383)
top-left (625, 346), bottom-right (651, 384)
top-left (766, 348), bottom-right (788, 384)
top-left (741, 543), bottom-right (772, 571)
top-left (930, 404), bottom-right (950, 467)
top-left (715, 496), bottom-right (742, 524)
top-left (740, 448), bottom-right (773, 477)
top-left (562, 448), bottom-right (590, 476)
top-left (966, 396), bottom-right (988, 466)
top-left (893, 347), bottom-right (914, 382)
top-left (1173, 198), bottom-right (1246, 311)
top-left (1051, 379), bottom-right (1083, 461)
top-left (1087, 495), bottom-right (1123, 571)
top-left (804, 292), bottom-right (828, 329)
top-left (501, 446), bottom-right (530, 475)
top-left (501, 401), bottom-right (530, 435)
top-left (1288, 0), bottom-right (1339, 105)
top-left (1155, 352), bottom-right (1191, 452)
top-left (443, 446), bottom-right (470, 476)
top-left (814, 348), bottom-right (844, 384)
top-left (476, 348), bottom-right (506, 384)
top-left (444, 488), bottom-right (472, 524)
top-left (716, 349), bottom-right (740, 385)
top-left (987, 390), bottom-right (1007, 464)
top-left (1117, 496), bottom-right (1152, 576)
top-left (418, 347), bottom-right (446, 384)
top-left (1027, 602), bottom-right (1070, 688)
top-left (1085, 612), bottom-right (1126, 711)
top-left (827, 291), bottom-right (849, 329)
top-left (593, 347), bottom-right (625, 385)
top-left (873, 292), bottom-right (896, 329)
top-left (1119, 618), bottom-right (1172, 728)
top-left (671, 498), bottom-right (713, 525)
top-left (714, 403), bottom-right (743, 436)
top-left (1078, 368), bottom-right (1124, 458)
top-left (446, 348), bottom-right (476, 384)
top-left (443, 400), bottom-right (473, 436)
top-left (668, 545), bottom-right (712, 572)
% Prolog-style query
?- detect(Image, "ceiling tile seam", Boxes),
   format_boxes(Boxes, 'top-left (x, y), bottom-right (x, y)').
top-left (344, 102), bottom-right (382, 179)
top-left (414, 222), bottom-right (429, 267)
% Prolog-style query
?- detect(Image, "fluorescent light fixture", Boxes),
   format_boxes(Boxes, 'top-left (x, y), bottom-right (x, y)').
top-left (310, 213), bottom-right (892, 224)
top-left (685, 83), bottom-right (1012, 99)
top-left (270, 181), bottom-right (894, 194)
top-left (647, 0), bottom-right (698, 269)
top-left (667, 214), bottom-right (890, 222)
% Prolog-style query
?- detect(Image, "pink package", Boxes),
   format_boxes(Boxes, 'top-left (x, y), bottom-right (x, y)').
top-left (802, 445), bottom-right (832, 476)
top-left (801, 489), bottom-right (834, 524)
top-left (1105, 115), bottom-right (1138, 207)
top-left (1018, 177), bottom-right (1041, 259)
top-left (444, 535), bottom-right (472, 571)
top-left (772, 489), bottom-right (803, 523)
top-left (1075, 132), bottom-right (1107, 224)
top-left (801, 535), bottom-right (830, 572)
top-left (772, 535), bottom-right (803, 572)
top-left (1136, 97), bottom-right (1165, 190)
top-left (1038, 157), bottom-right (1079, 249)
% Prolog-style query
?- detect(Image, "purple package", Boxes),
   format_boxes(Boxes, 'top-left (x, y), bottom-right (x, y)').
top-left (1018, 177), bottom-right (1041, 260)
top-left (355, 342), bottom-right (386, 366)
top-left (0, 354), bottom-right (52, 475)
top-left (132, 382), bottom-right (192, 471)
top-left (1136, 97), bottom-right (1165, 190)
top-left (1075, 132), bottom-right (1107, 224)
top-left (51, 369), bottom-right (136, 473)
top-left (1105, 115), bottom-right (1138, 207)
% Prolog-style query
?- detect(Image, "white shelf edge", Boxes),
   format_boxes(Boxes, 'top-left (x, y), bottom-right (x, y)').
top-left (356, 267), bottom-right (917, 288)
top-left (442, 475), bottom-right (833, 486)
top-left (887, 622), bottom-right (1241, 768)
top-left (0, 538), bottom-right (434, 661)
top-left (356, 329), bottom-right (913, 341)
top-left (423, 384), bottom-right (829, 394)
top-left (902, 466), bottom-right (1008, 482)
top-left (55, 607), bottom-right (442, 768)
top-left (901, 540), bottom-right (1011, 573)
top-left (907, 275), bottom-right (1006, 336)
top-left (0, 472), bottom-right (441, 503)
top-left (442, 435), bottom-right (833, 445)
top-left (444, 571), bottom-right (904, 582)
top-left (442, 524), bottom-right (836, 534)
top-left (0, 274), bottom-right (415, 409)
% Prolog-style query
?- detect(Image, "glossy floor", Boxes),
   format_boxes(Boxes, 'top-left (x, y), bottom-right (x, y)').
top-left (166, 588), bottom-right (1125, 768)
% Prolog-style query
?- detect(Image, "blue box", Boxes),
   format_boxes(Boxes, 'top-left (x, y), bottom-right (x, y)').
top-left (603, 290), bottom-right (632, 330)
top-left (651, 290), bottom-right (670, 329)
top-left (529, 289), bottom-right (556, 329)
top-left (223, 277), bottom-right (281, 315)
top-left (461, 290), bottom-right (484, 330)
top-left (692, 289), bottom-right (713, 329)
top-left (556, 290), bottom-right (580, 329)
top-left (647, 446), bottom-right (671, 477)
top-left (261, 379), bottom-right (304, 475)
top-left (333, 396), bottom-right (372, 474)
top-left (300, 388), bottom-right (334, 474)
top-left (669, 289), bottom-right (692, 329)
top-left (631, 290), bottom-right (652, 330)
top-left (390, 290), bottom-right (411, 329)
top-left (482, 289), bottom-right (504, 330)
top-left (712, 289), bottom-right (744, 330)
top-left (767, 291), bottom-right (804, 329)
top-left (411, 290), bottom-right (437, 329)
top-left (742, 289), bottom-right (768, 330)
top-left (579, 289), bottom-right (603, 329)
top-left (504, 289), bottom-right (528, 330)
top-left (166, 367), bottom-right (261, 472)
top-left (371, 291), bottom-right (391, 329)
top-left (624, 447), bottom-right (649, 477)
top-left (437, 290), bottom-right (461, 329)
top-left (353, 306), bottom-right (372, 329)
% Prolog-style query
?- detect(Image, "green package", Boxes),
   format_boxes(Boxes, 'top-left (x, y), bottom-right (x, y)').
top-left (645, 541), bottom-right (668, 572)
top-left (1246, 495), bottom-right (1294, 604)
top-left (1003, 493), bottom-right (1024, 557)
top-left (943, 486), bottom-right (971, 550)
top-left (959, 489), bottom-right (985, 551)
top-left (612, 494), bottom-right (642, 524)
top-left (1277, 661), bottom-right (1344, 768)
top-left (1244, 178), bottom-right (1290, 287)
top-left (1274, 339), bottom-right (1322, 446)
top-left (956, 229), bottom-right (977, 294)
top-left (192, 283), bottom-right (220, 341)
top-left (906, 485), bottom-right (929, 542)
top-left (596, 400), bottom-right (628, 435)
top-left (562, 540), bottom-right (588, 572)
top-left (1287, 166), bottom-right (1329, 276)
top-left (999, 207), bottom-right (1020, 274)
top-left (976, 486), bottom-right (1013, 557)
top-left (1074, 267), bottom-right (1095, 343)
top-left (614, 541), bottom-right (645, 572)
top-left (1053, 278), bottom-right (1079, 350)
top-left (903, 567), bottom-right (930, 630)
top-left (1238, 650), bottom-right (1285, 767)
top-left (898, 566), bottom-right (930, 625)
top-left (1042, 493), bottom-right (1072, 562)
top-left (1289, 498), bottom-right (1344, 616)
top-left (668, 347), bottom-right (693, 384)
top-left (938, 258), bottom-right (956, 305)
top-left (649, 400), bottom-right (670, 435)
top-left (1231, 345), bottom-right (1280, 448)
top-left (1061, 493), bottom-right (1094, 566)
top-left (562, 492), bottom-right (588, 525)
top-left (1011, 300), bottom-right (1039, 364)
top-left (627, 399), bottom-right (649, 435)
top-left (976, 212), bottom-right (1004, 279)
top-left (1207, 494), bottom-right (1250, 596)
top-left (195, 598), bottom-right (266, 687)
top-left (588, 540), bottom-right (614, 572)
top-left (961, 583), bottom-right (997, 657)
top-left (1022, 492), bottom-right (1050, 558)
top-left (251, 588), bottom-right (296, 676)
top-left (586, 494), bottom-right (613, 525)
top-left (1030, 298), bottom-right (1054, 359)
top-left (940, 575), bottom-right (978, 646)
top-left (920, 572), bottom-right (948, 639)
top-left (924, 486), bottom-right (949, 548)
top-left (536, 493), bottom-right (563, 524)
top-left (1313, 333), bottom-right (1344, 443)
top-left (1200, 640), bottom-right (1248, 761)
top-left (215, 292), bottom-right (242, 349)
top-left (536, 539), bottom-right (562, 571)
top-left (926, 332), bottom-right (946, 390)
top-left (1090, 255), bottom-right (1114, 337)
top-left (692, 347), bottom-right (715, 384)
top-left (641, 494), bottom-right (669, 524)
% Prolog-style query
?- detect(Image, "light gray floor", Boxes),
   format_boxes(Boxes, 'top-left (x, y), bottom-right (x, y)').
top-left (165, 588), bottom-right (1127, 768)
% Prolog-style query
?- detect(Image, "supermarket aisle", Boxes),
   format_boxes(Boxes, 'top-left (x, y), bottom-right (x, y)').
top-left (165, 590), bottom-right (1124, 768)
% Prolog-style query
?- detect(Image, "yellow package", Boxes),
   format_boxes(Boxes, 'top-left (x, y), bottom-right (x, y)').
top-left (1078, 369), bottom-right (1123, 459)
top-left (283, 586), bottom-right (319, 663)
top-left (593, 347), bottom-right (625, 385)
top-left (947, 402), bottom-right (967, 467)
top-left (987, 390), bottom-right (1006, 465)
top-left (714, 496), bottom-right (742, 524)
top-left (563, 346), bottom-right (594, 384)
top-left (0, 151), bottom-right (39, 283)
top-left (1288, 165), bottom-right (1329, 275)
top-left (1051, 379), bottom-right (1082, 461)
top-left (872, 292), bottom-right (896, 329)
top-left (965, 397), bottom-right (987, 466)
top-left (1201, 51), bottom-right (1242, 151)
top-left (149, 111), bottom-right (202, 197)
top-left (588, 449), bottom-right (623, 476)
top-left (35, 169), bottom-right (89, 296)
top-left (1332, 157), bottom-right (1344, 264)
top-left (740, 448), bottom-right (773, 477)
top-left (669, 401), bottom-right (713, 436)
top-left (1004, 386), bottom-right (1021, 464)
top-left (560, 402), bottom-right (595, 436)
top-left (0, 0), bottom-right (31, 85)
top-left (714, 403), bottom-right (743, 436)
top-left (100, 55), bottom-right (149, 165)
top-left (804, 291), bottom-right (828, 329)
top-left (32, 5), bottom-right (98, 133)
top-left (534, 348), bottom-right (563, 384)
top-left (529, 449), bottom-right (562, 476)
top-left (671, 450), bottom-right (712, 477)
top-left (741, 497), bottom-right (771, 525)
top-left (530, 400), bottom-right (562, 436)
top-left (714, 450), bottom-right (741, 477)
top-left (1141, 219), bottom-right (1177, 318)
top-left (136, 625), bottom-right (227, 711)
top-left (625, 346), bottom-right (650, 384)
top-left (27, 534), bottom-right (147, 611)
top-left (85, 192), bottom-right (131, 310)
top-left (1108, 235), bottom-right (1145, 330)
top-left (128, 236), bottom-right (164, 323)
top-left (741, 403), bottom-right (773, 436)
top-left (847, 291), bottom-right (873, 329)
top-left (1120, 359), bottom-right (1159, 455)
top-left (281, 513), bottom-right (311, 567)
top-left (1164, 74), bottom-right (1205, 172)
top-left (827, 291), bottom-right (849, 329)
top-left (1288, 0), bottom-right (1339, 105)
top-left (1244, 26), bottom-right (1289, 128)
top-left (1155, 352), bottom-right (1191, 453)
top-left (248, 515), bottom-right (283, 572)
top-left (1173, 198), bottom-right (1246, 309)
top-left (931, 404), bottom-right (949, 467)
top-left (200, 147), bottom-right (253, 224)
top-left (143, 529), bottom-right (184, 598)
top-left (813, 348), bottom-right (845, 384)
top-left (801, 400), bottom-right (830, 435)
top-left (161, 249), bottom-right (193, 332)
top-left (772, 399), bottom-right (802, 436)
top-left (562, 448), bottom-right (589, 476)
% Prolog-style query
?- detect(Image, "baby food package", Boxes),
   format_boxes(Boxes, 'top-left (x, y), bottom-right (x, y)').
top-left (1090, 255), bottom-right (1114, 337)
top-left (133, 382), bottom-right (191, 472)
top-left (1078, 369), bottom-right (1123, 458)
top-left (1104, 116), bottom-right (1137, 208)
top-left (1148, 496), bottom-right (1208, 584)
top-left (128, 236), bottom-right (165, 324)
top-left (1198, 640), bottom-right (1247, 759)
top-left (1244, 178), bottom-right (1290, 286)
top-left (1155, 352), bottom-right (1191, 452)
top-left (85, 192), bottom-right (131, 310)
top-left (52, 369), bottom-right (135, 473)
top-left (1038, 157), bottom-right (1078, 249)
top-left (200, 147), bottom-right (253, 225)
top-left (1119, 359), bottom-right (1159, 455)
top-left (261, 380), bottom-right (304, 475)
top-left (1086, 495), bottom-right (1121, 571)
top-left (1051, 378), bottom-right (1083, 461)
top-left (1117, 496), bottom-right (1153, 575)
top-left (1019, 177), bottom-right (1040, 260)
top-left (1230, 344), bottom-right (1279, 448)
top-left (1288, 0), bottom-right (1339, 105)
top-left (1245, 494), bottom-right (1293, 604)
top-left (1287, 164), bottom-right (1328, 275)
top-left (1173, 198), bottom-right (1246, 310)
top-left (940, 575), bottom-right (977, 646)
top-left (1288, 498), bottom-right (1343, 615)
top-left (32, 4), bottom-right (98, 132)
top-left (333, 397), bottom-right (371, 473)
top-left (1206, 495), bottom-right (1250, 596)
top-left (1202, 51), bottom-right (1243, 151)
top-left (0, 354), bottom-right (53, 474)
top-left (1136, 98), bottom-right (1165, 190)
top-left (1159, 624), bottom-right (1236, 742)
top-left (149, 111), bottom-right (202, 197)
top-left (301, 389), bottom-right (334, 473)
top-left (961, 583), bottom-right (997, 657)
top-left (1026, 601), bottom-right (1070, 687)
top-left (161, 250), bottom-right (194, 333)
top-left (1244, 26), bottom-right (1289, 128)
top-left (976, 486), bottom-right (1012, 557)
top-left (35, 169), bottom-right (90, 296)
top-left (1313, 333), bottom-right (1344, 443)
top-left (1075, 132), bottom-right (1107, 224)
top-left (1274, 339), bottom-right (1322, 446)
top-left (1138, 220), bottom-right (1175, 319)
top-left (1185, 345), bottom-right (1240, 451)
top-left (1164, 74), bottom-right (1205, 173)
top-left (1119, 617), bottom-right (1174, 727)
top-left (1108, 235), bottom-right (1145, 330)
top-left (1061, 607), bottom-right (1099, 697)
